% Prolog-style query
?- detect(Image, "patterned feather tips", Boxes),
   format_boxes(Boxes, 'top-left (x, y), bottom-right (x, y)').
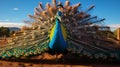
top-left (0, 0), bottom-right (120, 60)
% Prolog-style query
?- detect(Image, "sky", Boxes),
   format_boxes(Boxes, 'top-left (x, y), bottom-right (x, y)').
top-left (0, 0), bottom-right (120, 30)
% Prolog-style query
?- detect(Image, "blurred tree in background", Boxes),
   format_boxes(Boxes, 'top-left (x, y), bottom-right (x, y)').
top-left (0, 27), bottom-right (10, 37)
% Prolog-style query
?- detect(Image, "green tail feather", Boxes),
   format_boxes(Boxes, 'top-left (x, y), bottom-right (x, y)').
top-left (67, 38), bottom-right (120, 60)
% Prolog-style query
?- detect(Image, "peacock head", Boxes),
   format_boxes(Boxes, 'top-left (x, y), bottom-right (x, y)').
top-left (55, 4), bottom-right (64, 22)
top-left (57, 4), bottom-right (64, 12)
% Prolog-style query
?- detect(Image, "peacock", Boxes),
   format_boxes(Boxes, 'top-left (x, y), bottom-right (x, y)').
top-left (0, 0), bottom-right (120, 61)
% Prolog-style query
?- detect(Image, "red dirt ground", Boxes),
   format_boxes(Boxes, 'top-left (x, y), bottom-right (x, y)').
top-left (0, 39), bottom-right (7, 47)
